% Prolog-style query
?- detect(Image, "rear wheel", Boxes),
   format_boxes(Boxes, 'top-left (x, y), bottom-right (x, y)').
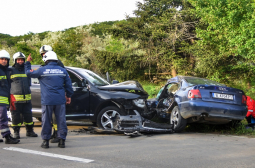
top-left (170, 106), bottom-right (187, 132)
top-left (97, 106), bottom-right (124, 130)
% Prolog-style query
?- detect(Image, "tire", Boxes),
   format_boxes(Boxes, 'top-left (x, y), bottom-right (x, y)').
top-left (36, 117), bottom-right (42, 122)
top-left (97, 106), bottom-right (124, 130)
top-left (170, 106), bottom-right (187, 132)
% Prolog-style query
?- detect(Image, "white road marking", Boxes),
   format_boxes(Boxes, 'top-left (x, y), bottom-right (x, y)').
top-left (3, 147), bottom-right (94, 163)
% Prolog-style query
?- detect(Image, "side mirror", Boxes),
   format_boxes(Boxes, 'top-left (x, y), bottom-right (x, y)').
top-left (112, 80), bottom-right (119, 84)
top-left (81, 79), bottom-right (87, 87)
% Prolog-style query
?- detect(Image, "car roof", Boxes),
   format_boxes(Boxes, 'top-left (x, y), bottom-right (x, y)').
top-left (167, 75), bottom-right (207, 83)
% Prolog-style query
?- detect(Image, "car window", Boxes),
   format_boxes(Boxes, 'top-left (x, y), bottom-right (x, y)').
top-left (75, 69), bottom-right (110, 86)
top-left (67, 71), bottom-right (83, 87)
top-left (167, 83), bottom-right (180, 94)
top-left (185, 77), bottom-right (225, 86)
top-left (31, 78), bottom-right (39, 84)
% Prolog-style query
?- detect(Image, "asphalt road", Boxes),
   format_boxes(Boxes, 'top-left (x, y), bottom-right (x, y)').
top-left (1, 120), bottom-right (255, 168)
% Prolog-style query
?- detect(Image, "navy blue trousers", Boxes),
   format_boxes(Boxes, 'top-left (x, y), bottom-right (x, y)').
top-left (41, 104), bottom-right (67, 140)
top-left (0, 106), bottom-right (11, 137)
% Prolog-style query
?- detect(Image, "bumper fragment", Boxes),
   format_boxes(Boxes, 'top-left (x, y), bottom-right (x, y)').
top-left (114, 110), bottom-right (174, 135)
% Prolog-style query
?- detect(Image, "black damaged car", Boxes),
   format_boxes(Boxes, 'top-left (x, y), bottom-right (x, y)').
top-left (30, 65), bottom-right (148, 129)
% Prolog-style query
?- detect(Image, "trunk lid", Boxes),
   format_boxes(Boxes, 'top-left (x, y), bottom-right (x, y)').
top-left (195, 85), bottom-right (245, 105)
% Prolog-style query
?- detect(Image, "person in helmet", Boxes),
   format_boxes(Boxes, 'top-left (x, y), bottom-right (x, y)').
top-left (39, 45), bottom-right (64, 143)
top-left (0, 50), bottom-right (20, 144)
top-left (39, 45), bottom-right (64, 68)
top-left (25, 51), bottom-right (73, 148)
top-left (9, 52), bottom-right (38, 139)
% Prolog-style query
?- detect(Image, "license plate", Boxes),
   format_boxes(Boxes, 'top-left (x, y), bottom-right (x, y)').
top-left (212, 93), bottom-right (234, 100)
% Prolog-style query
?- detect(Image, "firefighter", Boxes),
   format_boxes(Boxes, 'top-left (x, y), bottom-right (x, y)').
top-left (39, 45), bottom-right (64, 143)
top-left (25, 51), bottom-right (73, 148)
top-left (0, 50), bottom-right (19, 144)
top-left (10, 52), bottom-right (38, 139)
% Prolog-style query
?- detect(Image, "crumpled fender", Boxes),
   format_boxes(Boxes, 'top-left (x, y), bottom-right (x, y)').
top-left (113, 110), bottom-right (174, 135)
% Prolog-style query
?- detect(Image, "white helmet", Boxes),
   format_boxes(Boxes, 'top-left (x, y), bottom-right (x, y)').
top-left (39, 45), bottom-right (53, 54)
top-left (13, 52), bottom-right (26, 62)
top-left (0, 50), bottom-right (10, 59)
top-left (42, 51), bottom-right (58, 62)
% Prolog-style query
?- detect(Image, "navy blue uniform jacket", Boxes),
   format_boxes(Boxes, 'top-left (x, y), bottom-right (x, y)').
top-left (25, 61), bottom-right (73, 105)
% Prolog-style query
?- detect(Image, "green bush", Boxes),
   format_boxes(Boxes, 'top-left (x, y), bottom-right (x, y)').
top-left (140, 81), bottom-right (165, 99)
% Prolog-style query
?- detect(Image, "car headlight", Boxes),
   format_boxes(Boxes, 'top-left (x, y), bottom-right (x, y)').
top-left (133, 99), bottom-right (145, 108)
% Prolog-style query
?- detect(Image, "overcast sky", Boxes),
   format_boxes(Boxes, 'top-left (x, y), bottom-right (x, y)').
top-left (1, 0), bottom-right (143, 36)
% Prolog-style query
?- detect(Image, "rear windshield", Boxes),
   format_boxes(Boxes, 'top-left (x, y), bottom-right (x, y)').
top-left (184, 77), bottom-right (225, 86)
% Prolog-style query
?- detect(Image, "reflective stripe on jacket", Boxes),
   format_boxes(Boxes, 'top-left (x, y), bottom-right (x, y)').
top-left (0, 67), bottom-right (10, 105)
top-left (10, 66), bottom-right (31, 103)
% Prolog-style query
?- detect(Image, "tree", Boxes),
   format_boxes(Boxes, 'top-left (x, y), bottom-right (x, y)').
top-left (188, 0), bottom-right (255, 96)
top-left (107, 0), bottom-right (197, 80)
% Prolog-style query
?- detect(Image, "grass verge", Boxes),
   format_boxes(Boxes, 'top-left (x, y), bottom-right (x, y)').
top-left (185, 119), bottom-right (255, 137)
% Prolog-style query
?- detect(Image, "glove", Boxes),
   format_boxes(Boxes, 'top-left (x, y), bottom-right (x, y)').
top-left (10, 94), bottom-right (16, 111)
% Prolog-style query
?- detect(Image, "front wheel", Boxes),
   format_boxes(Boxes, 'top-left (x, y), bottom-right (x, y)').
top-left (97, 106), bottom-right (124, 130)
top-left (170, 106), bottom-right (187, 132)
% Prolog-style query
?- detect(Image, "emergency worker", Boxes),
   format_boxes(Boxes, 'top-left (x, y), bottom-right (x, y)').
top-left (39, 45), bottom-right (64, 68)
top-left (10, 52), bottom-right (38, 139)
top-left (25, 51), bottom-right (73, 148)
top-left (39, 45), bottom-right (64, 143)
top-left (246, 96), bottom-right (255, 124)
top-left (0, 50), bottom-right (19, 144)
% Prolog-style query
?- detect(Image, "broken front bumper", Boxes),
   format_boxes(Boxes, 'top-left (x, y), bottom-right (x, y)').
top-left (114, 111), bottom-right (174, 135)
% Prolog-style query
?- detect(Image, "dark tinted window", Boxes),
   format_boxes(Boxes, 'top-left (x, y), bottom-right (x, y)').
top-left (67, 71), bottom-right (83, 87)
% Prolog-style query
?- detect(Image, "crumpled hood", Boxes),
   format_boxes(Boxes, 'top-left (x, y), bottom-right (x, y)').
top-left (98, 80), bottom-right (148, 96)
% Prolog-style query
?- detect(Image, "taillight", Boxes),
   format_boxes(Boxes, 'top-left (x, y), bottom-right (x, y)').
top-left (242, 95), bottom-right (247, 104)
top-left (188, 89), bottom-right (202, 98)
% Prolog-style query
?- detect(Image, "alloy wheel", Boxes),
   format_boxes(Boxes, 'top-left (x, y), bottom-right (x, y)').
top-left (171, 107), bottom-right (179, 128)
top-left (100, 110), bottom-right (120, 129)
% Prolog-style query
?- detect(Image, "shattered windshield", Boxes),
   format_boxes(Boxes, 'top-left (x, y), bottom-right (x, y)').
top-left (156, 87), bottom-right (164, 100)
top-left (184, 77), bottom-right (225, 86)
top-left (75, 69), bottom-right (110, 86)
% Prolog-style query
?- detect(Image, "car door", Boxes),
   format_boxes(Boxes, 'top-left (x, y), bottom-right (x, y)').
top-left (65, 69), bottom-right (90, 119)
top-left (30, 78), bottom-right (41, 108)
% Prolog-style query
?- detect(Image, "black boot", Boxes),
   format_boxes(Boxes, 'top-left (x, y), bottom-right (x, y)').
top-left (5, 134), bottom-right (20, 144)
top-left (50, 130), bottom-right (59, 143)
top-left (58, 139), bottom-right (65, 148)
top-left (0, 139), bottom-right (3, 142)
top-left (25, 123), bottom-right (38, 137)
top-left (41, 140), bottom-right (49, 148)
top-left (13, 126), bottom-right (20, 139)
